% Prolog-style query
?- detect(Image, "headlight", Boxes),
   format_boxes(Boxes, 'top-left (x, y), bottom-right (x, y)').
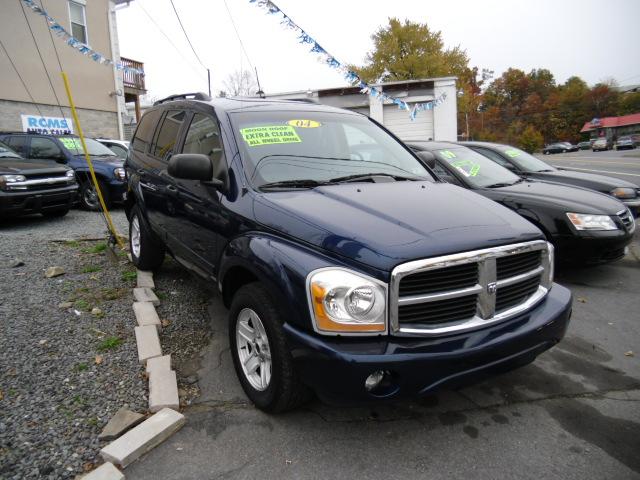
top-left (307, 268), bottom-right (387, 334)
top-left (610, 187), bottom-right (636, 199)
top-left (566, 212), bottom-right (618, 231)
top-left (0, 174), bottom-right (26, 190)
top-left (114, 167), bottom-right (126, 181)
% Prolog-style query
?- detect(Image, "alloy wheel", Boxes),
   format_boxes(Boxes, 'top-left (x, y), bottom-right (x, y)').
top-left (236, 308), bottom-right (272, 391)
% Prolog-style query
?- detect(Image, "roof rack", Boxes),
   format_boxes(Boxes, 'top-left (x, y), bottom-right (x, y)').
top-left (153, 92), bottom-right (211, 106)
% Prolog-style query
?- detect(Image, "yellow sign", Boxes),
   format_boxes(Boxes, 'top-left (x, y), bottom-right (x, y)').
top-left (287, 119), bottom-right (321, 128)
top-left (240, 126), bottom-right (302, 147)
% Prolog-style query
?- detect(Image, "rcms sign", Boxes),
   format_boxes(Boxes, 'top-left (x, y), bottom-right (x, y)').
top-left (21, 114), bottom-right (74, 135)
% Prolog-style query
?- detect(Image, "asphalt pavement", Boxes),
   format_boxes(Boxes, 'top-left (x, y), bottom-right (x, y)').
top-left (126, 234), bottom-right (640, 479)
top-left (540, 148), bottom-right (640, 185)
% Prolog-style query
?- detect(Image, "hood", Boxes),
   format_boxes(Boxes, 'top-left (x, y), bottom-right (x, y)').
top-left (536, 169), bottom-right (638, 192)
top-left (252, 182), bottom-right (543, 272)
top-left (75, 154), bottom-right (123, 167)
top-left (0, 158), bottom-right (70, 175)
top-left (482, 180), bottom-right (627, 215)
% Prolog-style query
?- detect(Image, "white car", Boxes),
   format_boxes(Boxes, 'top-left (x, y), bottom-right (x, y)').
top-left (96, 138), bottom-right (130, 160)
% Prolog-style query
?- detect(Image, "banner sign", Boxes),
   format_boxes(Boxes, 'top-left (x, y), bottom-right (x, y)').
top-left (20, 0), bottom-right (144, 76)
top-left (248, 0), bottom-right (446, 120)
top-left (21, 114), bottom-right (74, 135)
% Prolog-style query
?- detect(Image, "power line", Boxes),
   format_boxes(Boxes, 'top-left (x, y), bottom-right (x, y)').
top-left (18, 0), bottom-right (68, 122)
top-left (168, 0), bottom-right (206, 69)
top-left (137, 1), bottom-right (206, 81)
top-left (0, 37), bottom-right (43, 117)
top-left (39, 0), bottom-right (65, 74)
top-left (222, 0), bottom-right (255, 73)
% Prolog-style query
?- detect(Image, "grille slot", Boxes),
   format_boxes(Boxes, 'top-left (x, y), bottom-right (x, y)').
top-left (398, 295), bottom-right (478, 325)
top-left (399, 263), bottom-right (478, 296)
top-left (618, 210), bottom-right (634, 230)
top-left (496, 251), bottom-right (541, 280)
top-left (495, 276), bottom-right (541, 313)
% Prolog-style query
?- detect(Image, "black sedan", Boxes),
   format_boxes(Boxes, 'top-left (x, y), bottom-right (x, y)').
top-left (0, 141), bottom-right (77, 218)
top-left (543, 142), bottom-right (578, 154)
top-left (462, 141), bottom-right (640, 217)
top-left (406, 141), bottom-right (635, 265)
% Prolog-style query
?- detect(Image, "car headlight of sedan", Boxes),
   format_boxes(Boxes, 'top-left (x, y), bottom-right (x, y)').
top-left (610, 187), bottom-right (636, 199)
top-left (114, 167), bottom-right (126, 181)
top-left (0, 174), bottom-right (26, 190)
top-left (566, 212), bottom-right (618, 231)
top-left (307, 268), bottom-right (387, 334)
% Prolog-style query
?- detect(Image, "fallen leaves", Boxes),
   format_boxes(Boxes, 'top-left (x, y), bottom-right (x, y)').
top-left (94, 355), bottom-right (103, 365)
top-left (624, 351), bottom-right (634, 357)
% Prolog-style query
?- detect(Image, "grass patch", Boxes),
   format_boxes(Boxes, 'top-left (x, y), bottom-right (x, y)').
top-left (63, 240), bottom-right (80, 248)
top-left (75, 363), bottom-right (88, 372)
top-left (83, 242), bottom-right (107, 254)
top-left (82, 265), bottom-right (102, 274)
top-left (97, 336), bottom-right (122, 352)
top-left (100, 287), bottom-right (127, 301)
top-left (121, 270), bottom-right (137, 282)
top-left (75, 299), bottom-right (90, 311)
top-left (86, 417), bottom-right (99, 427)
top-left (156, 291), bottom-right (167, 300)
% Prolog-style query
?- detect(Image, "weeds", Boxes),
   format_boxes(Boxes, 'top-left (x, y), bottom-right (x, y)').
top-left (75, 363), bottom-right (88, 372)
top-left (83, 243), bottom-right (107, 254)
top-left (82, 265), bottom-right (101, 274)
top-left (74, 299), bottom-right (90, 311)
top-left (121, 270), bottom-right (137, 282)
top-left (97, 336), bottom-right (122, 352)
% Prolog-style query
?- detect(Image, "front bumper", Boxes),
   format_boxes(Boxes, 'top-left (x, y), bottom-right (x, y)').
top-left (284, 283), bottom-right (572, 404)
top-left (106, 179), bottom-right (127, 203)
top-left (554, 229), bottom-right (634, 264)
top-left (0, 185), bottom-right (78, 217)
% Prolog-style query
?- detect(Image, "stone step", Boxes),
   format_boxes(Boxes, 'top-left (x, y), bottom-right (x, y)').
top-left (133, 287), bottom-right (159, 306)
top-left (79, 462), bottom-right (124, 480)
top-left (98, 407), bottom-right (145, 441)
top-left (136, 270), bottom-right (155, 289)
top-left (148, 369), bottom-right (180, 413)
top-left (146, 354), bottom-right (171, 375)
top-left (134, 325), bottom-right (162, 365)
top-left (100, 408), bottom-right (185, 468)
top-left (132, 302), bottom-right (161, 329)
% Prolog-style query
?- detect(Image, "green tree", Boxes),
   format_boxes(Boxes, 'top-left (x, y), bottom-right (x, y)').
top-left (517, 125), bottom-right (544, 153)
top-left (617, 92), bottom-right (640, 115)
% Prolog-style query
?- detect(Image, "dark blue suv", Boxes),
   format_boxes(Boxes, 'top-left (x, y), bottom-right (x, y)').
top-left (0, 132), bottom-right (126, 210)
top-left (125, 94), bottom-right (573, 412)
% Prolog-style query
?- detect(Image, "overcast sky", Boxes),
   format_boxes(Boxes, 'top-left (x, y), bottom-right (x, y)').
top-left (116, 0), bottom-right (640, 100)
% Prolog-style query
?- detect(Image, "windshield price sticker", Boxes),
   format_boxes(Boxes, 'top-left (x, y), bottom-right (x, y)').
top-left (440, 150), bottom-right (457, 159)
top-left (240, 126), bottom-right (302, 147)
top-left (60, 137), bottom-right (82, 151)
top-left (452, 159), bottom-right (480, 177)
top-left (287, 119), bottom-right (322, 128)
top-left (505, 149), bottom-right (521, 158)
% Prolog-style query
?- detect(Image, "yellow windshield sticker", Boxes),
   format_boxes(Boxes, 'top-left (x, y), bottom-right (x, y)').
top-left (60, 137), bottom-right (82, 151)
top-left (440, 150), bottom-right (456, 159)
top-left (452, 159), bottom-right (480, 177)
top-left (287, 119), bottom-right (322, 128)
top-left (240, 126), bottom-right (302, 147)
top-left (504, 149), bottom-right (521, 158)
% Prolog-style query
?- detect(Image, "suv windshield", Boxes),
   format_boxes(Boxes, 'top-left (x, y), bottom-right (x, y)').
top-left (0, 141), bottom-right (21, 159)
top-left (434, 146), bottom-right (521, 188)
top-left (500, 147), bottom-right (556, 172)
top-left (232, 111), bottom-right (433, 189)
top-left (59, 136), bottom-right (117, 156)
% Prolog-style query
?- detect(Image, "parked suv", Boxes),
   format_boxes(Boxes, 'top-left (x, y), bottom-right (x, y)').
top-left (0, 140), bottom-right (77, 217)
top-left (0, 132), bottom-right (126, 210)
top-left (125, 94), bottom-right (572, 412)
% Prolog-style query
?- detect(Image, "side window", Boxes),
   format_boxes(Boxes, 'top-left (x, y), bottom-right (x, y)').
top-left (30, 137), bottom-right (64, 160)
top-left (68, 1), bottom-right (88, 44)
top-left (475, 148), bottom-right (512, 168)
top-left (152, 110), bottom-right (186, 160)
top-left (108, 144), bottom-right (128, 159)
top-left (6, 136), bottom-right (27, 156)
top-left (182, 113), bottom-right (222, 164)
top-left (132, 109), bottom-right (161, 154)
top-left (432, 163), bottom-right (462, 186)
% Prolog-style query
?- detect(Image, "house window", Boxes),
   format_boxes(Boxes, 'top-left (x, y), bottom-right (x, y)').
top-left (69, 1), bottom-right (88, 44)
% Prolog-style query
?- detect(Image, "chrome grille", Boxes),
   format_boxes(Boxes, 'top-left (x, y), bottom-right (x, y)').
top-left (617, 209), bottom-right (635, 233)
top-left (390, 241), bottom-right (552, 336)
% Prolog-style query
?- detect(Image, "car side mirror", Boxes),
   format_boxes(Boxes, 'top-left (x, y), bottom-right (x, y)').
top-left (416, 151), bottom-right (436, 169)
top-left (168, 153), bottom-right (228, 191)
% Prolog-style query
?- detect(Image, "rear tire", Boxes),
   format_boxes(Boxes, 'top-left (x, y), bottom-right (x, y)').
top-left (129, 205), bottom-right (165, 270)
top-left (228, 282), bottom-right (311, 413)
top-left (80, 179), bottom-right (110, 211)
top-left (42, 208), bottom-right (69, 218)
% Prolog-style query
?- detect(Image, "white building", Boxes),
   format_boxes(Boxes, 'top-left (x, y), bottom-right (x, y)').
top-left (266, 77), bottom-right (457, 141)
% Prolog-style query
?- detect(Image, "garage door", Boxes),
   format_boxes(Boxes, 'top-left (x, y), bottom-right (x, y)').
top-left (383, 104), bottom-right (434, 141)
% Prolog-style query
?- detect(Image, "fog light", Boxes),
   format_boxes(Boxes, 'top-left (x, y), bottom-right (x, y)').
top-left (365, 370), bottom-right (386, 392)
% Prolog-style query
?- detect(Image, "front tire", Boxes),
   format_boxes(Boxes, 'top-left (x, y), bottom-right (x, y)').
top-left (229, 283), bottom-right (311, 413)
top-left (80, 179), bottom-right (109, 211)
top-left (129, 205), bottom-right (165, 270)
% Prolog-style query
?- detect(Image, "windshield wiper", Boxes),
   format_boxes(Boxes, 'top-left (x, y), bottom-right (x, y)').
top-left (329, 173), bottom-right (423, 183)
top-left (259, 179), bottom-right (329, 191)
top-left (484, 182), bottom-right (514, 188)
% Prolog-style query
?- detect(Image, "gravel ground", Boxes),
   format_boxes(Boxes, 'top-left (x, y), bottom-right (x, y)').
top-left (0, 209), bottom-right (216, 479)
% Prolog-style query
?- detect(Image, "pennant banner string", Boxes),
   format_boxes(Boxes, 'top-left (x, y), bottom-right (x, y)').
top-left (21, 0), bottom-right (144, 76)
top-left (248, 0), bottom-right (446, 120)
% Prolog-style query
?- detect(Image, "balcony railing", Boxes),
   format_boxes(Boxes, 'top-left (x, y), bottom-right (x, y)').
top-left (121, 57), bottom-right (145, 91)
